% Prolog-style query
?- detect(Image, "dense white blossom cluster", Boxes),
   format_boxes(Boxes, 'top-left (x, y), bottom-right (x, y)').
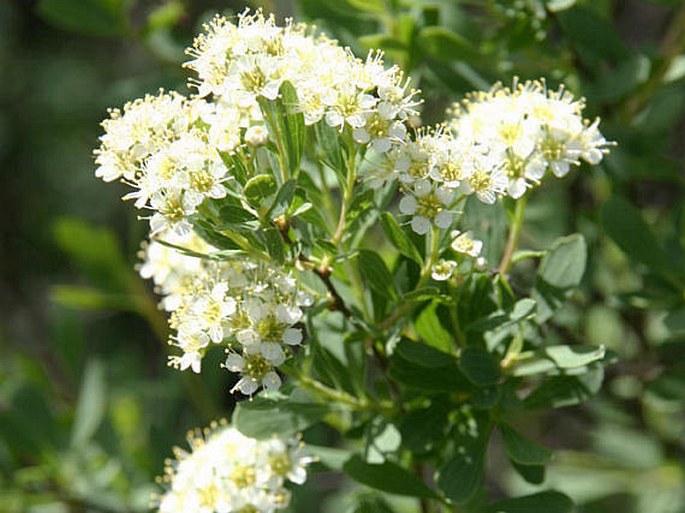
top-left (449, 79), bottom-right (610, 199)
top-left (94, 92), bottom-right (235, 236)
top-left (139, 230), bottom-right (312, 394)
top-left (375, 80), bottom-right (610, 235)
top-left (186, 9), bottom-right (420, 140)
top-left (157, 422), bottom-right (311, 513)
top-left (94, 9), bottom-right (422, 235)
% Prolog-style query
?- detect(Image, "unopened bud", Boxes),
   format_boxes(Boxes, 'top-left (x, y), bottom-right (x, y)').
top-left (245, 125), bottom-right (269, 147)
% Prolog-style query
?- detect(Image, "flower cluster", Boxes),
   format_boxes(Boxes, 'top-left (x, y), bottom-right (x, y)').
top-left (95, 9), bottom-right (421, 236)
top-left (375, 80), bottom-right (610, 236)
top-left (139, 230), bottom-right (312, 394)
top-left (157, 421), bottom-right (311, 513)
top-left (449, 79), bottom-right (611, 199)
top-left (94, 92), bottom-right (234, 236)
top-left (186, 9), bottom-right (420, 144)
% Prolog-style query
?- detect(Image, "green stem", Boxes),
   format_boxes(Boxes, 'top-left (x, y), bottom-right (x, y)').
top-left (295, 374), bottom-right (393, 413)
top-left (448, 281), bottom-right (466, 350)
top-left (419, 225), bottom-right (441, 286)
top-left (498, 197), bottom-right (527, 275)
top-left (331, 146), bottom-right (358, 245)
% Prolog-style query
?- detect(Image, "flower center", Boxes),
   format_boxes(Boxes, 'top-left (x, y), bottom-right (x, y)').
top-left (468, 170), bottom-right (493, 192)
top-left (269, 453), bottom-right (292, 477)
top-left (244, 353), bottom-right (272, 379)
top-left (257, 315), bottom-right (285, 342)
top-left (230, 464), bottom-right (256, 488)
top-left (416, 192), bottom-right (443, 219)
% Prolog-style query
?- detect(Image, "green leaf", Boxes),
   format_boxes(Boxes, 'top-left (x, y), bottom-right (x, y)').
top-left (601, 195), bottom-right (672, 273)
top-left (511, 298), bottom-right (536, 322)
top-left (417, 26), bottom-right (478, 61)
top-left (402, 287), bottom-right (443, 302)
top-left (71, 359), bottom-right (107, 447)
top-left (359, 34), bottom-right (407, 53)
top-left (38, 0), bottom-right (127, 36)
top-left (389, 340), bottom-right (473, 393)
top-left (546, 0), bottom-right (577, 12)
top-left (259, 228), bottom-right (286, 264)
top-left (457, 274), bottom-right (499, 334)
top-left (53, 217), bottom-right (130, 292)
top-left (365, 419), bottom-right (402, 463)
top-left (435, 413), bottom-right (489, 502)
top-left (380, 212), bottom-right (423, 264)
top-left (459, 347), bottom-right (501, 386)
top-left (538, 234), bottom-right (587, 289)
top-left (267, 179), bottom-right (298, 219)
top-left (314, 121), bottom-right (345, 173)
top-left (219, 205), bottom-right (257, 225)
top-left (345, 0), bottom-right (385, 14)
top-left (343, 455), bottom-right (438, 498)
top-left (399, 400), bottom-right (450, 455)
top-left (395, 338), bottom-right (454, 367)
top-left (233, 394), bottom-right (328, 439)
top-left (352, 494), bottom-right (397, 513)
top-left (466, 298), bottom-right (536, 333)
top-left (486, 491), bottom-right (573, 513)
top-left (244, 174), bottom-right (278, 205)
top-left (145, 1), bottom-right (184, 32)
top-left (51, 285), bottom-right (138, 312)
top-left (532, 234), bottom-right (587, 322)
top-left (307, 445), bottom-right (350, 471)
top-left (524, 367), bottom-right (605, 409)
top-left (278, 81), bottom-right (305, 173)
top-left (500, 424), bottom-right (552, 465)
top-left (415, 302), bottom-right (453, 353)
top-left (511, 462), bottom-right (546, 485)
top-left (257, 82), bottom-right (305, 176)
top-left (357, 249), bottom-right (398, 301)
top-left (509, 345), bottom-right (607, 377)
top-left (556, 7), bottom-right (629, 65)
top-left (545, 345), bottom-right (607, 369)
top-left (310, 340), bottom-right (358, 396)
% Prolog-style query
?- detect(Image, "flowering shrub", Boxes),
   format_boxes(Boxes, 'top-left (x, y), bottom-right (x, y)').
top-left (93, 8), bottom-right (615, 513)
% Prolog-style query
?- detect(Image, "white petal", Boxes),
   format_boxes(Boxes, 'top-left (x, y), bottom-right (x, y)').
top-left (261, 342), bottom-right (285, 363)
top-left (435, 210), bottom-right (453, 229)
top-left (235, 376), bottom-right (259, 395)
top-left (283, 327), bottom-right (303, 345)
top-left (262, 371), bottom-right (282, 391)
top-left (399, 195), bottom-right (417, 215)
top-left (225, 354), bottom-right (244, 372)
top-left (411, 216), bottom-right (430, 235)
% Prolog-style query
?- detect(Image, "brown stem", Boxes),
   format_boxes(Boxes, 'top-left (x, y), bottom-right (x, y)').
top-left (298, 255), bottom-right (354, 319)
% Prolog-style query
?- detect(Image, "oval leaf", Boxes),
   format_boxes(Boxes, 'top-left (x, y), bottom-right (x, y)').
top-left (343, 455), bottom-right (437, 498)
top-left (500, 423), bottom-right (552, 465)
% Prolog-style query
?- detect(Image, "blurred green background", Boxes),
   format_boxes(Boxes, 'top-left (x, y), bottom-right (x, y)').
top-left (1, 0), bottom-right (684, 512)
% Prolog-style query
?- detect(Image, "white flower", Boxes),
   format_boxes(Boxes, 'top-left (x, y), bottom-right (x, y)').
top-left (399, 179), bottom-right (454, 235)
top-left (451, 230), bottom-right (483, 257)
top-left (245, 124), bottom-right (269, 146)
top-left (431, 259), bottom-right (457, 281)
top-left (156, 422), bottom-right (312, 513)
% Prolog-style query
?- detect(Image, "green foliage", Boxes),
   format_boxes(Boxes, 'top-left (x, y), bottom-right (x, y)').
top-left (343, 455), bottom-right (438, 498)
top-left (7, 1), bottom-right (685, 512)
top-left (38, 0), bottom-right (129, 36)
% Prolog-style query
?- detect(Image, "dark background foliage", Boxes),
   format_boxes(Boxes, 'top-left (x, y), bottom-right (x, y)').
top-left (1, 0), bottom-right (684, 512)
